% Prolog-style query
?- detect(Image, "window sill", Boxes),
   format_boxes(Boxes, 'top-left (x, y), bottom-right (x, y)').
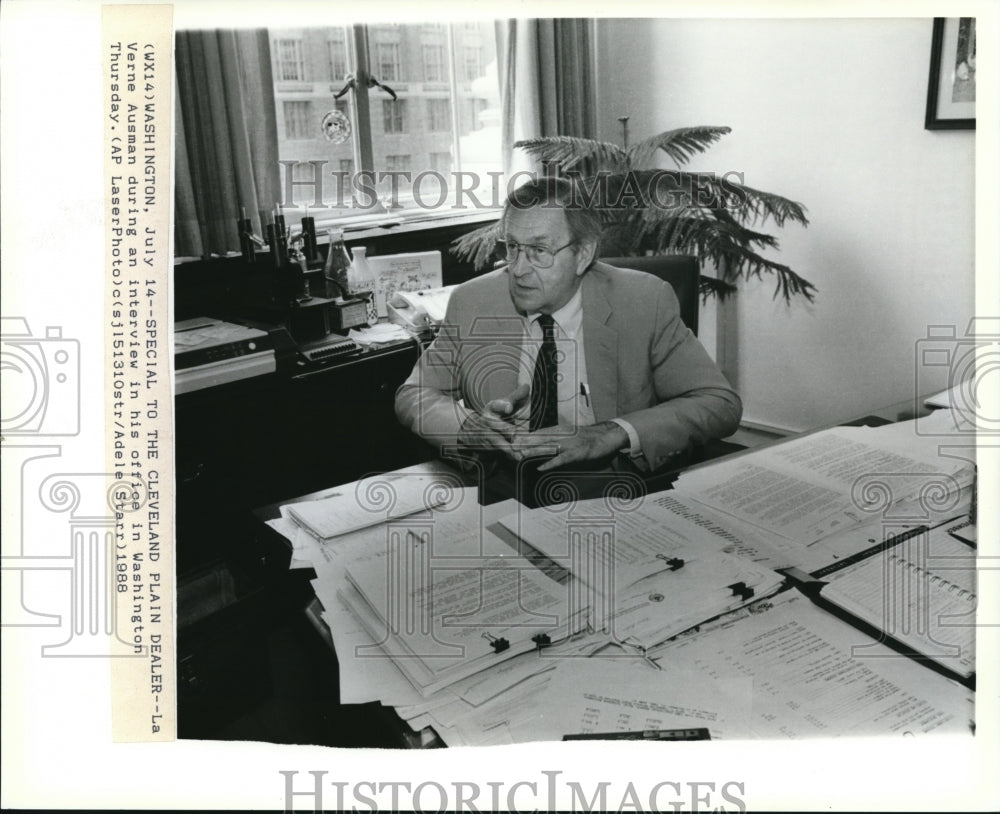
top-left (173, 208), bottom-right (499, 266)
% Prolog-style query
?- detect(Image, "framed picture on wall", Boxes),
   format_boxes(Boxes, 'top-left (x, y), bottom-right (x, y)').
top-left (925, 17), bottom-right (976, 130)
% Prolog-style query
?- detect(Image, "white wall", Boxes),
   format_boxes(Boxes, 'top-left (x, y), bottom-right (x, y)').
top-left (596, 17), bottom-right (975, 432)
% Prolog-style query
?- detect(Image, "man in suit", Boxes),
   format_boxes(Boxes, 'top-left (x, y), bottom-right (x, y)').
top-left (395, 177), bottom-right (741, 474)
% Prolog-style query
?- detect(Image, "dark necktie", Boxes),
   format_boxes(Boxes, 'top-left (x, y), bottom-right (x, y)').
top-left (530, 314), bottom-right (559, 431)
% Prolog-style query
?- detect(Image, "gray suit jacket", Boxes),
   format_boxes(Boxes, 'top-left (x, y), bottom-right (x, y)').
top-left (395, 262), bottom-right (742, 471)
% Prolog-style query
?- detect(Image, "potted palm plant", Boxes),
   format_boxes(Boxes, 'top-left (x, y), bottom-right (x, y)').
top-left (452, 125), bottom-right (814, 303)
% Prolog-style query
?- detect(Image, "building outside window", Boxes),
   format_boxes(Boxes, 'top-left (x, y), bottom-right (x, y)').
top-left (385, 154), bottom-right (412, 173)
top-left (383, 99), bottom-right (406, 134)
top-left (283, 100), bottom-right (312, 139)
top-left (429, 152), bottom-right (452, 173)
top-left (426, 98), bottom-right (451, 132)
top-left (462, 98), bottom-right (488, 133)
top-left (375, 41), bottom-right (401, 82)
top-left (422, 43), bottom-right (445, 82)
top-left (463, 45), bottom-right (481, 81)
top-left (275, 38), bottom-right (305, 81)
top-left (328, 33), bottom-right (347, 80)
top-left (270, 24), bottom-right (501, 218)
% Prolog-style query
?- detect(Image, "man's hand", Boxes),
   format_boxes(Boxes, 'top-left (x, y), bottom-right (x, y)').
top-left (513, 421), bottom-right (630, 471)
top-left (457, 384), bottom-right (531, 456)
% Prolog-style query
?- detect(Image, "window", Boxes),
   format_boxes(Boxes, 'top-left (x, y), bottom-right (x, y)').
top-left (271, 24), bottom-right (502, 218)
top-left (462, 98), bottom-right (488, 133)
top-left (463, 46), bottom-right (481, 81)
top-left (283, 101), bottom-right (312, 139)
top-left (385, 154), bottom-right (411, 173)
top-left (375, 41), bottom-right (401, 82)
top-left (275, 38), bottom-right (305, 81)
top-left (427, 98), bottom-right (451, 132)
top-left (422, 44), bottom-right (445, 82)
top-left (328, 33), bottom-right (347, 80)
top-left (382, 99), bottom-right (406, 134)
top-left (429, 152), bottom-right (452, 173)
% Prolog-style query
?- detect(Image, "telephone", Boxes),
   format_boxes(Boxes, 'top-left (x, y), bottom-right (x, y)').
top-left (386, 286), bottom-right (456, 332)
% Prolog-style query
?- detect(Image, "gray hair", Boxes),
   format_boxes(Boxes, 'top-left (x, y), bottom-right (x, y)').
top-left (501, 176), bottom-right (603, 245)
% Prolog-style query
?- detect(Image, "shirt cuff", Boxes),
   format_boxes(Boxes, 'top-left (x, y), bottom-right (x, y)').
top-left (610, 418), bottom-right (643, 459)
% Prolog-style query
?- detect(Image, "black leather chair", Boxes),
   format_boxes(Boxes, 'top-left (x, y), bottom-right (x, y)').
top-left (600, 254), bottom-right (746, 484)
top-left (599, 255), bottom-right (700, 336)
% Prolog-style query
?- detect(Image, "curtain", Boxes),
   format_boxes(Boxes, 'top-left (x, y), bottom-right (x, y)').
top-left (495, 18), bottom-right (597, 177)
top-left (174, 29), bottom-right (280, 258)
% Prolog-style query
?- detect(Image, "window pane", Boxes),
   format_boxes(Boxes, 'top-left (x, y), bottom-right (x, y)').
top-left (366, 22), bottom-right (501, 211)
top-left (271, 23), bottom-right (503, 220)
top-left (382, 99), bottom-right (406, 134)
top-left (275, 38), bottom-right (305, 81)
top-left (426, 98), bottom-right (451, 132)
top-left (283, 101), bottom-right (312, 139)
top-left (422, 44), bottom-right (445, 82)
top-left (328, 32), bottom-right (347, 81)
top-left (271, 27), bottom-right (356, 218)
top-left (452, 22), bottom-right (502, 200)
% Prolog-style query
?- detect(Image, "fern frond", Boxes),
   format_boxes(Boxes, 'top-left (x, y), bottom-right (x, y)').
top-left (450, 223), bottom-right (502, 271)
top-left (717, 179), bottom-right (809, 228)
top-left (514, 137), bottom-right (629, 174)
top-left (699, 275), bottom-right (739, 301)
top-left (627, 126), bottom-right (731, 169)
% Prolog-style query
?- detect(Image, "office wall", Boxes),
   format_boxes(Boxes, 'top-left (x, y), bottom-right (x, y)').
top-left (595, 18), bottom-right (975, 432)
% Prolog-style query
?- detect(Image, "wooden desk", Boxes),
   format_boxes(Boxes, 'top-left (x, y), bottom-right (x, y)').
top-left (174, 335), bottom-right (437, 743)
top-left (238, 393), bottom-right (958, 747)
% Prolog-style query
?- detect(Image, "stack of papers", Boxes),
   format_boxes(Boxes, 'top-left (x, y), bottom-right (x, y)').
top-left (497, 498), bottom-right (785, 653)
top-left (672, 419), bottom-right (974, 572)
top-left (272, 411), bottom-right (978, 745)
top-left (341, 535), bottom-right (589, 697)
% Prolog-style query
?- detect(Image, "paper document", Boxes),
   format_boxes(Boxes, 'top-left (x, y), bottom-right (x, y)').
top-left (676, 425), bottom-right (972, 544)
top-left (819, 524), bottom-right (977, 678)
top-left (657, 592), bottom-right (973, 738)
top-left (284, 472), bottom-right (451, 540)
top-left (342, 530), bottom-right (588, 696)
top-left (498, 495), bottom-right (784, 652)
top-left (511, 658), bottom-right (754, 742)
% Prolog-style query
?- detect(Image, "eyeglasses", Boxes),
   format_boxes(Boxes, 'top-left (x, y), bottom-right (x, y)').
top-left (499, 239), bottom-right (576, 269)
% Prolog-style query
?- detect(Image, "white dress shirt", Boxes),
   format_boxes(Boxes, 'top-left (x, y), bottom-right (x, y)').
top-left (520, 286), bottom-right (643, 459)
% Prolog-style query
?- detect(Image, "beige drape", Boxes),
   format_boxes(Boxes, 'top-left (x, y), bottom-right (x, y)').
top-left (174, 29), bottom-right (280, 258)
top-left (495, 19), bottom-right (597, 177)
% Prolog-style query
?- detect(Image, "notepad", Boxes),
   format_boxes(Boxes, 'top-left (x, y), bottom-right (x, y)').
top-left (285, 473), bottom-right (449, 540)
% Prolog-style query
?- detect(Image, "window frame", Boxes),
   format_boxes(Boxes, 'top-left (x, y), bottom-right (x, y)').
top-left (273, 23), bottom-right (502, 226)
top-left (275, 37), bottom-right (306, 82)
top-left (282, 100), bottom-right (313, 140)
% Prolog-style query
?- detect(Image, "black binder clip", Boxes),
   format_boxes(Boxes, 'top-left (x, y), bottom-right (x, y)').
top-left (532, 633), bottom-right (552, 650)
top-left (656, 554), bottom-right (685, 571)
top-left (482, 632), bottom-right (510, 653)
top-left (728, 581), bottom-right (754, 601)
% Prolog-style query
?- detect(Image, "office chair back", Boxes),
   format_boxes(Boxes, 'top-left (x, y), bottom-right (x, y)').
top-left (600, 255), bottom-right (700, 336)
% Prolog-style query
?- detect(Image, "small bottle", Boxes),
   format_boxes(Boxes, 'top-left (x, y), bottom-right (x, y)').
top-left (301, 216), bottom-right (318, 263)
top-left (349, 246), bottom-right (379, 324)
top-left (323, 229), bottom-right (351, 299)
